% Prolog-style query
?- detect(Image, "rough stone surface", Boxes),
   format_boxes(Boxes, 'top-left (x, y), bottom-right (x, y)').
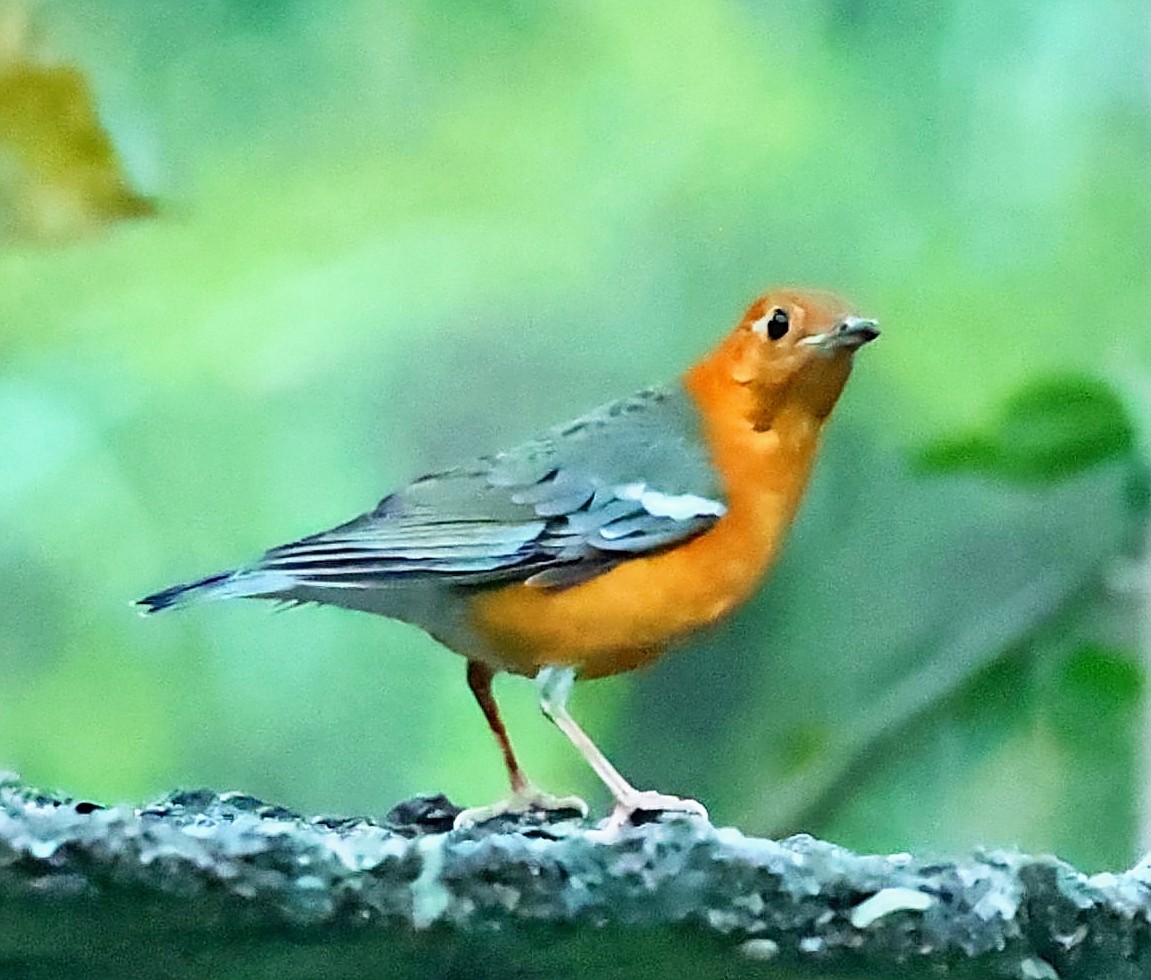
top-left (0, 773), bottom-right (1149, 978)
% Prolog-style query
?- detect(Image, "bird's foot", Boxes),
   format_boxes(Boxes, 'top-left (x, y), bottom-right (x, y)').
top-left (593, 791), bottom-right (709, 839)
top-left (453, 784), bottom-right (589, 830)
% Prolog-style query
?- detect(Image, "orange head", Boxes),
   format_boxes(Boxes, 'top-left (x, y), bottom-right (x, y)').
top-left (703, 288), bottom-right (879, 431)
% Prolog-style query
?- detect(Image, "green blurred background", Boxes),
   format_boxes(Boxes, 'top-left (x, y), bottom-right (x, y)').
top-left (0, 0), bottom-right (1148, 873)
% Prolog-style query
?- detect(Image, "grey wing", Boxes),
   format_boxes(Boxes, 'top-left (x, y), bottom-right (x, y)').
top-left (251, 383), bottom-right (726, 593)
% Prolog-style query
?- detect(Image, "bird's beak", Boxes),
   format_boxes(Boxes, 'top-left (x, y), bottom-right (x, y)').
top-left (799, 316), bottom-right (880, 353)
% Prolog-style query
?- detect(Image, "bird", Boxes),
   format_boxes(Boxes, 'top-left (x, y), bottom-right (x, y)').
top-left (138, 289), bottom-right (878, 831)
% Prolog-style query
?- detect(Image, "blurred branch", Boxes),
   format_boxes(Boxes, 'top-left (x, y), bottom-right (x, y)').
top-left (1, 776), bottom-right (1148, 979)
top-left (1136, 411), bottom-right (1151, 855)
top-left (1114, 372), bottom-right (1151, 853)
top-left (741, 567), bottom-right (1081, 833)
top-left (1138, 530), bottom-right (1151, 865)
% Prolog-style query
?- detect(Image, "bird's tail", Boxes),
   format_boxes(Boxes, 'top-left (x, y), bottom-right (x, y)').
top-left (136, 568), bottom-right (295, 614)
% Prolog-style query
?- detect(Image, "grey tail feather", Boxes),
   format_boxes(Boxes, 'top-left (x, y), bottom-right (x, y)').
top-left (137, 566), bottom-right (300, 614)
top-left (136, 571), bottom-right (237, 614)
top-left (137, 564), bottom-right (320, 615)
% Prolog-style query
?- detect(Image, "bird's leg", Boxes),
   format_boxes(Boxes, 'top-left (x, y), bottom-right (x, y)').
top-left (467, 660), bottom-right (530, 795)
top-left (535, 666), bottom-right (708, 833)
top-left (453, 660), bottom-right (588, 829)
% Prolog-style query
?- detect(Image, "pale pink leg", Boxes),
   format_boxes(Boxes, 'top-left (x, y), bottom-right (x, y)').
top-left (535, 666), bottom-right (708, 834)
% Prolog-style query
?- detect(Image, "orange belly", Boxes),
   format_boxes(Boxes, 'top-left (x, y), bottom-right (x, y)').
top-left (467, 448), bottom-right (814, 679)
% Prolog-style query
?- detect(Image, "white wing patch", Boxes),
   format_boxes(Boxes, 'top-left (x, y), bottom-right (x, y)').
top-left (614, 482), bottom-right (727, 521)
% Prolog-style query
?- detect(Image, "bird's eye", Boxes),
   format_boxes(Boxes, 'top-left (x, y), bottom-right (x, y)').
top-left (766, 307), bottom-right (789, 340)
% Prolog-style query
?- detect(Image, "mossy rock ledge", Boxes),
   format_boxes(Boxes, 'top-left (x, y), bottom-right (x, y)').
top-left (0, 773), bottom-right (1148, 979)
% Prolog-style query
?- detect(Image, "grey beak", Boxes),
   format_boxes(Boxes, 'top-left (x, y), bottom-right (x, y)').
top-left (799, 315), bottom-right (880, 353)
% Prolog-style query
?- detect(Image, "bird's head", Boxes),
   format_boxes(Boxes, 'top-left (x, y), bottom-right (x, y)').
top-left (720, 289), bottom-right (879, 428)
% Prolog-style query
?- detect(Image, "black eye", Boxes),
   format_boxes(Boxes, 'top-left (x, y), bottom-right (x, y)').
top-left (767, 307), bottom-right (789, 340)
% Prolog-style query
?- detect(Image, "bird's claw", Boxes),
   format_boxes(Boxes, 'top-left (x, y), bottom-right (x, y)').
top-left (593, 791), bottom-right (709, 839)
top-left (453, 785), bottom-right (589, 830)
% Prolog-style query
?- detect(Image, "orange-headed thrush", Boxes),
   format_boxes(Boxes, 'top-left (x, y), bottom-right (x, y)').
top-left (139, 289), bottom-right (878, 830)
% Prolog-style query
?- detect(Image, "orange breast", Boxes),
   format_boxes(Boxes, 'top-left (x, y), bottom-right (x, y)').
top-left (466, 364), bottom-right (825, 679)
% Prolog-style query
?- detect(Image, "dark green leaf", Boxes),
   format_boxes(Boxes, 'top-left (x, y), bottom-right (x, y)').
top-left (920, 376), bottom-right (1135, 483)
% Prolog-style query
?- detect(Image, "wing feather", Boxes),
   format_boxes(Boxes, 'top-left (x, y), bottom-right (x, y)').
top-left (242, 383), bottom-right (725, 593)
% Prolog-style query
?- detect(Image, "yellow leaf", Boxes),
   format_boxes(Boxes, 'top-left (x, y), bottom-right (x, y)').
top-left (0, 2), bottom-right (152, 243)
